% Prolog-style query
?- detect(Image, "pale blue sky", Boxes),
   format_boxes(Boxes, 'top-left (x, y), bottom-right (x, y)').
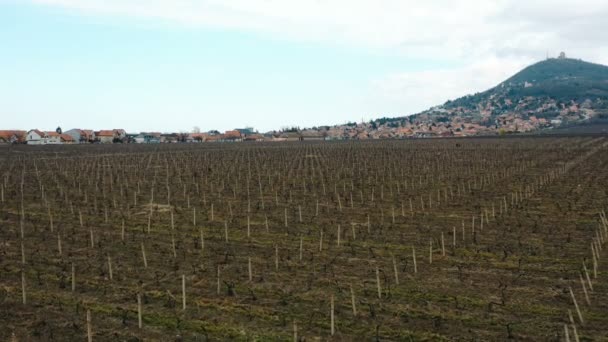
top-left (2, 1), bottom-right (607, 132)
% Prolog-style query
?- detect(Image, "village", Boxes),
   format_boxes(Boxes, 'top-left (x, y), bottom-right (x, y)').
top-left (0, 98), bottom-right (594, 145)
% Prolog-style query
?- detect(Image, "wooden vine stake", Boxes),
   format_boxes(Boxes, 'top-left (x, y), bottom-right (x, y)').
top-left (71, 263), bottom-right (76, 292)
top-left (247, 216), bottom-right (251, 239)
top-left (299, 237), bottom-right (303, 262)
top-left (182, 274), bottom-right (186, 310)
top-left (298, 205), bottom-right (302, 222)
top-left (89, 227), bottom-right (94, 248)
top-left (137, 293), bottom-right (143, 329)
top-left (248, 257), bottom-right (253, 282)
top-left (147, 208), bottom-right (152, 234)
top-left (49, 209), bottom-right (54, 233)
top-left (141, 242), bottom-right (148, 268)
top-left (107, 256), bottom-right (113, 281)
top-left (392, 254), bottom-right (399, 285)
top-left (350, 285), bottom-right (357, 316)
top-left (86, 309), bottom-right (92, 342)
top-left (275, 245), bottom-right (279, 271)
top-left (319, 230), bottom-right (324, 252)
top-left (217, 265), bottom-right (221, 295)
top-left (412, 247), bottom-right (417, 274)
top-left (462, 220), bottom-right (465, 242)
top-left (569, 286), bottom-right (584, 325)
top-left (224, 221), bottom-right (229, 242)
top-left (564, 324), bottom-right (570, 342)
top-left (330, 294), bottom-right (335, 336)
top-left (21, 270), bottom-right (26, 305)
top-left (375, 265), bottom-right (382, 299)
top-left (568, 310), bottom-right (580, 342)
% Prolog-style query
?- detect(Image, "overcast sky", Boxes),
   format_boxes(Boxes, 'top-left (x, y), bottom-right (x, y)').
top-left (2, 0), bottom-right (608, 132)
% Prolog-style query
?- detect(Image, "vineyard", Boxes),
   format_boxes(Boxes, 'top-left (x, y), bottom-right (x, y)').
top-left (1, 137), bottom-right (607, 341)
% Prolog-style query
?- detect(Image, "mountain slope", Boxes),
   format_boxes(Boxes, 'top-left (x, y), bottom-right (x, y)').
top-left (446, 58), bottom-right (608, 110)
top-left (389, 57), bottom-right (608, 135)
top-left (316, 57), bottom-right (608, 139)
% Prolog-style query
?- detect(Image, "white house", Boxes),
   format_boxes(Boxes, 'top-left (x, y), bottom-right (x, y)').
top-left (27, 129), bottom-right (45, 145)
top-left (26, 130), bottom-right (74, 144)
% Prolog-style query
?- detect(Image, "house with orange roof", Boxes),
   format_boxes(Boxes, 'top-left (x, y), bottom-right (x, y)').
top-left (60, 134), bottom-right (75, 144)
top-left (44, 131), bottom-right (61, 144)
top-left (96, 130), bottom-right (115, 143)
top-left (222, 130), bottom-right (242, 142)
top-left (206, 134), bottom-right (221, 142)
top-left (0, 130), bottom-right (26, 144)
top-left (243, 133), bottom-right (264, 141)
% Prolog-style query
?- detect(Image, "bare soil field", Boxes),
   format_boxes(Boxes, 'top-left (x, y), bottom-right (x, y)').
top-left (1, 137), bottom-right (607, 341)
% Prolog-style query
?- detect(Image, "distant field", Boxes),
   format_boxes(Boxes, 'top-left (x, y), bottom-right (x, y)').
top-left (1, 138), bottom-right (607, 341)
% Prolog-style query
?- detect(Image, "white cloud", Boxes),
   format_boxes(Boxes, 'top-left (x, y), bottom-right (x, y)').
top-left (30, 0), bottom-right (608, 59)
top-left (28, 0), bottom-right (608, 117)
top-left (371, 57), bottom-right (533, 115)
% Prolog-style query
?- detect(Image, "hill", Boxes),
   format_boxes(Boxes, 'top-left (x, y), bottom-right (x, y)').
top-left (447, 57), bottom-right (608, 109)
top-left (319, 56), bottom-right (608, 139)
